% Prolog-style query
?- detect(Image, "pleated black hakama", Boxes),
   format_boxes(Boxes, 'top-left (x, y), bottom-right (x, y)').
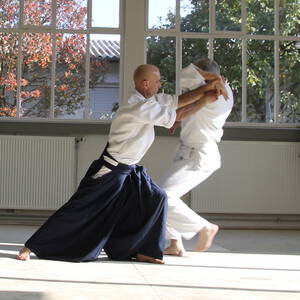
top-left (25, 150), bottom-right (167, 262)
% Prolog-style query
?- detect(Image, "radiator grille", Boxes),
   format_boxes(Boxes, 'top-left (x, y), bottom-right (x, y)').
top-left (0, 135), bottom-right (76, 210)
top-left (191, 141), bottom-right (300, 214)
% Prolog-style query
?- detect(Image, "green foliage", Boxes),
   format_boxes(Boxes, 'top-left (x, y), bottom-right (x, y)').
top-left (0, 0), bottom-right (107, 118)
top-left (279, 41), bottom-right (300, 123)
top-left (247, 0), bottom-right (274, 35)
top-left (181, 0), bottom-right (209, 32)
top-left (216, 0), bottom-right (241, 31)
top-left (147, 36), bottom-right (176, 94)
top-left (147, 0), bottom-right (300, 123)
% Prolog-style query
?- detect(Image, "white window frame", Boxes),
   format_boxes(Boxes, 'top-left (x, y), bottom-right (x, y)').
top-left (1, 0), bottom-right (123, 121)
top-left (145, 0), bottom-right (300, 127)
top-left (1, 0), bottom-right (298, 127)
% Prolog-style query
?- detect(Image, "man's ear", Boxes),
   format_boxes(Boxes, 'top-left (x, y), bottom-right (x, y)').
top-left (143, 79), bottom-right (149, 88)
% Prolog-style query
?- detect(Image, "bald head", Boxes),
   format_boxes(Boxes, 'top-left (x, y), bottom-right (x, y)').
top-left (134, 64), bottom-right (160, 84)
top-left (133, 64), bottom-right (161, 98)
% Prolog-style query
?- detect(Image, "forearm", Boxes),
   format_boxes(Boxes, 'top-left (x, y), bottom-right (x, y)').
top-left (176, 98), bottom-right (208, 121)
top-left (177, 85), bottom-right (208, 108)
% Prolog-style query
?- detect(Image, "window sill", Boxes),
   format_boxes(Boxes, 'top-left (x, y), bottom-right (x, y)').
top-left (0, 119), bottom-right (299, 142)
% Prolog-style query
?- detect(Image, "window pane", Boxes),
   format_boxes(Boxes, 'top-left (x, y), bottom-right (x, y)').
top-left (146, 36), bottom-right (176, 94)
top-left (148, 0), bottom-right (175, 29)
top-left (0, 33), bottom-right (18, 117)
top-left (247, 0), bottom-right (274, 35)
top-left (57, 0), bottom-right (87, 29)
top-left (24, 0), bottom-right (51, 26)
top-left (181, 0), bottom-right (209, 33)
top-left (55, 34), bottom-right (85, 119)
top-left (182, 38), bottom-right (208, 69)
top-left (216, 0), bottom-right (241, 31)
top-left (280, 0), bottom-right (300, 37)
top-left (247, 40), bottom-right (274, 123)
top-left (89, 35), bottom-right (120, 120)
top-left (92, 0), bottom-right (119, 28)
top-left (0, 0), bottom-right (19, 28)
top-left (214, 38), bottom-right (242, 122)
top-left (279, 41), bottom-right (300, 123)
top-left (21, 33), bottom-right (52, 118)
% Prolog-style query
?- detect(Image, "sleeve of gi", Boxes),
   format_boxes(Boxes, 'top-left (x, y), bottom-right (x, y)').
top-left (180, 63), bottom-right (206, 92)
top-left (133, 94), bottom-right (178, 129)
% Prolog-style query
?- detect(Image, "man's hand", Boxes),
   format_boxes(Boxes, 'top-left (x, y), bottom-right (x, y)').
top-left (203, 90), bottom-right (219, 104)
top-left (202, 78), bottom-right (228, 100)
top-left (214, 81), bottom-right (228, 100)
top-left (197, 69), bottom-right (228, 100)
top-left (169, 121), bottom-right (181, 135)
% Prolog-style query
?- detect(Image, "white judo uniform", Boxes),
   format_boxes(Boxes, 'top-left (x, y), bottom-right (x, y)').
top-left (158, 63), bottom-right (234, 240)
top-left (94, 89), bottom-right (178, 178)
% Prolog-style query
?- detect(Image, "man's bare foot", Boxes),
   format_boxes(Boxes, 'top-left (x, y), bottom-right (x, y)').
top-left (136, 253), bottom-right (165, 264)
top-left (16, 247), bottom-right (31, 261)
top-left (164, 239), bottom-right (186, 256)
top-left (195, 223), bottom-right (219, 252)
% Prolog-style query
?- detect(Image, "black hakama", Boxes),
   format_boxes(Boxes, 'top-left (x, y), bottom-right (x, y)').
top-left (25, 149), bottom-right (167, 262)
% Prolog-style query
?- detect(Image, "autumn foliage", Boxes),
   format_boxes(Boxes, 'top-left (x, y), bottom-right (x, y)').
top-left (0, 0), bottom-right (107, 118)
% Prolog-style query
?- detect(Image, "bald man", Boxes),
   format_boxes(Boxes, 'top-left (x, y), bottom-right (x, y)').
top-left (17, 64), bottom-right (222, 264)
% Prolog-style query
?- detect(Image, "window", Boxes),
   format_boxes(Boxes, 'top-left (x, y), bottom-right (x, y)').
top-left (146, 0), bottom-right (300, 125)
top-left (0, 0), bottom-right (121, 120)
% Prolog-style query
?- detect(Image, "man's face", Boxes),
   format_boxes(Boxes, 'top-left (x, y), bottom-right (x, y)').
top-left (146, 70), bottom-right (161, 97)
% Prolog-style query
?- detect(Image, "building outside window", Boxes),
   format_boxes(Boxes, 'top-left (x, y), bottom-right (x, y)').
top-left (0, 0), bottom-right (121, 120)
top-left (1, 0), bottom-right (299, 125)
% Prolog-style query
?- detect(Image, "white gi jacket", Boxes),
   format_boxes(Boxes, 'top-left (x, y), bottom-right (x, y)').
top-left (158, 63), bottom-right (234, 240)
top-left (179, 63), bottom-right (234, 170)
top-left (107, 89), bottom-right (178, 165)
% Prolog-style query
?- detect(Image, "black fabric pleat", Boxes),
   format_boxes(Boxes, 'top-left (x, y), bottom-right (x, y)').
top-left (25, 149), bottom-right (167, 262)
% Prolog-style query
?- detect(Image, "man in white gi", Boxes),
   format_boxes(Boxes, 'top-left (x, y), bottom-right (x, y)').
top-left (17, 64), bottom-right (226, 264)
top-left (106, 64), bottom-right (227, 165)
top-left (158, 59), bottom-right (234, 256)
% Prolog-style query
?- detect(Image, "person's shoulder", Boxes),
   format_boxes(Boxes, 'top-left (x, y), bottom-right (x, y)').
top-left (126, 90), bottom-right (147, 105)
top-left (155, 93), bottom-right (176, 100)
top-left (154, 93), bottom-right (177, 107)
top-left (181, 63), bottom-right (196, 74)
top-left (181, 63), bottom-right (203, 81)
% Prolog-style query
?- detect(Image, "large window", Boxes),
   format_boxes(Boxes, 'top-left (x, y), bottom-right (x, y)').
top-left (0, 0), bottom-right (121, 120)
top-left (146, 0), bottom-right (300, 125)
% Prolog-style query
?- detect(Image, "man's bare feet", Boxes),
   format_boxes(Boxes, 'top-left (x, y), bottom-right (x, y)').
top-left (164, 239), bottom-right (186, 256)
top-left (195, 223), bottom-right (219, 252)
top-left (16, 247), bottom-right (31, 261)
top-left (136, 253), bottom-right (165, 264)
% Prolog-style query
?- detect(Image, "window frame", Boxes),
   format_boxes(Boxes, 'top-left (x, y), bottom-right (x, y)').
top-left (1, 0), bottom-right (299, 128)
top-left (0, 0), bottom-right (123, 121)
top-left (145, 0), bottom-right (300, 128)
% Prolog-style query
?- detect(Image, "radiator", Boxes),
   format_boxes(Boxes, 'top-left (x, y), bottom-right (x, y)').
top-left (191, 141), bottom-right (300, 214)
top-left (0, 135), bottom-right (76, 210)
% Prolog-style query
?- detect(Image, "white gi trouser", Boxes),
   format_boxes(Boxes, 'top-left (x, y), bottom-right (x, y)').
top-left (158, 142), bottom-right (221, 240)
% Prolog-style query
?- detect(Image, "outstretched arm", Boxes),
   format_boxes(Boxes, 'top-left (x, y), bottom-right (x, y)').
top-left (177, 79), bottom-right (225, 109)
top-left (176, 90), bottom-right (218, 122)
top-left (169, 90), bottom-right (218, 135)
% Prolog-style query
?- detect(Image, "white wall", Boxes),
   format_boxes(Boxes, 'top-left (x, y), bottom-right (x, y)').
top-left (76, 135), bottom-right (300, 214)
top-left (75, 134), bottom-right (178, 185)
top-left (76, 135), bottom-right (108, 183)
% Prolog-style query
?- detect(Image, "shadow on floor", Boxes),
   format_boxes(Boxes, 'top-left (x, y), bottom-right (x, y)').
top-left (0, 291), bottom-right (47, 300)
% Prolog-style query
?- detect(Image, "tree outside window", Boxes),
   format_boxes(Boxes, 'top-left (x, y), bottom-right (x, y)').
top-left (0, 0), bottom-right (120, 120)
top-left (147, 0), bottom-right (299, 124)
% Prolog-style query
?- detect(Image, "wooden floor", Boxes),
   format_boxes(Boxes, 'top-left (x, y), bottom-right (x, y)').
top-left (0, 225), bottom-right (300, 300)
